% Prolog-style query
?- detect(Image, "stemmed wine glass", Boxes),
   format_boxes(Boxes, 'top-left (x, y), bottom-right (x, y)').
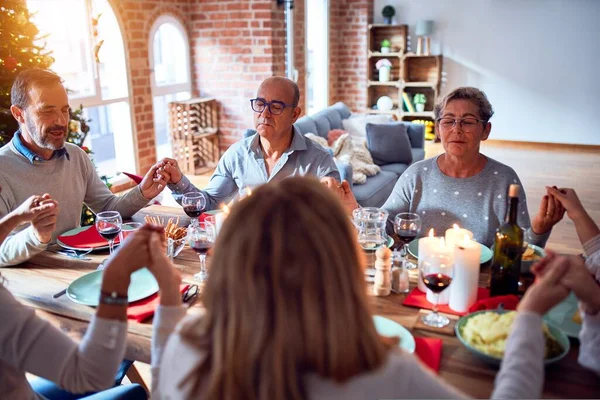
top-left (420, 253), bottom-right (454, 328)
top-left (187, 222), bottom-right (216, 282)
top-left (182, 192), bottom-right (207, 226)
top-left (393, 212), bottom-right (421, 269)
top-left (96, 211), bottom-right (122, 270)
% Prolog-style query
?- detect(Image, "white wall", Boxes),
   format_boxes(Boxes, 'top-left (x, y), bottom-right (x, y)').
top-left (373, 0), bottom-right (600, 145)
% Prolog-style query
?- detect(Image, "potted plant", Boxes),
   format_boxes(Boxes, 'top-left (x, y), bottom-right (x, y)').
top-left (380, 39), bottom-right (391, 53)
top-left (382, 5), bottom-right (395, 24)
top-left (413, 93), bottom-right (427, 112)
top-left (376, 59), bottom-right (392, 82)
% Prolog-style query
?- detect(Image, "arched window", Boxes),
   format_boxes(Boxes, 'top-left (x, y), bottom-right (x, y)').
top-left (149, 16), bottom-right (192, 159)
top-left (27, 0), bottom-right (135, 177)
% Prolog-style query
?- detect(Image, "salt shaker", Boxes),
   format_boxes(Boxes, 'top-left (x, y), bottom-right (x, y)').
top-left (391, 253), bottom-right (410, 293)
top-left (374, 247), bottom-right (392, 296)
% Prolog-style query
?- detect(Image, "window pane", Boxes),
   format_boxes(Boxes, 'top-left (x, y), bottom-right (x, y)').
top-left (84, 101), bottom-right (133, 177)
top-left (154, 91), bottom-right (191, 159)
top-left (306, 0), bottom-right (329, 115)
top-left (93, 0), bottom-right (128, 100)
top-left (153, 23), bottom-right (189, 86)
top-left (27, 0), bottom-right (96, 98)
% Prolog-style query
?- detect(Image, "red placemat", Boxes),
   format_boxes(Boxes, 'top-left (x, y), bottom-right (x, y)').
top-left (415, 337), bottom-right (443, 372)
top-left (58, 225), bottom-right (121, 249)
top-left (127, 284), bottom-right (190, 322)
top-left (402, 287), bottom-right (491, 316)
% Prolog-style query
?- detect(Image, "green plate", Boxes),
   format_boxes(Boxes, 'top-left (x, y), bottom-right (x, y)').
top-left (407, 238), bottom-right (493, 264)
top-left (373, 315), bottom-right (416, 353)
top-left (66, 268), bottom-right (158, 306)
top-left (57, 225), bottom-right (140, 252)
top-left (455, 309), bottom-right (570, 367)
top-left (543, 292), bottom-right (581, 339)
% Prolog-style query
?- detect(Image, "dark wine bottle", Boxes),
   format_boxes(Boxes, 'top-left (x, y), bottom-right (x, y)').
top-left (489, 184), bottom-right (524, 296)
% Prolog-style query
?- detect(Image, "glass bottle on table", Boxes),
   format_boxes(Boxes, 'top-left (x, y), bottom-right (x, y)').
top-left (420, 253), bottom-right (454, 328)
top-left (489, 184), bottom-right (524, 296)
top-left (182, 192), bottom-right (207, 226)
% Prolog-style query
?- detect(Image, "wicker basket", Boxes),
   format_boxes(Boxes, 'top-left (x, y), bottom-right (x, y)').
top-left (168, 98), bottom-right (220, 175)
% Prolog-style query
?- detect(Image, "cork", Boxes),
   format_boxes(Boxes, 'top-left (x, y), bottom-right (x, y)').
top-left (508, 184), bottom-right (520, 198)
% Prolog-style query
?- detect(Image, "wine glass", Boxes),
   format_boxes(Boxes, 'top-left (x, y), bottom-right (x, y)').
top-left (393, 213), bottom-right (421, 269)
top-left (95, 211), bottom-right (122, 270)
top-left (187, 222), bottom-right (216, 282)
top-left (420, 253), bottom-right (454, 328)
top-left (182, 192), bottom-right (207, 226)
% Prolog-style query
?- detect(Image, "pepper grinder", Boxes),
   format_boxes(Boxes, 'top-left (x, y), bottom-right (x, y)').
top-left (374, 247), bottom-right (392, 296)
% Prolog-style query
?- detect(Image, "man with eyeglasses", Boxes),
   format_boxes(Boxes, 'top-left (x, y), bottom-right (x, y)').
top-left (334, 87), bottom-right (564, 248)
top-left (159, 76), bottom-right (341, 210)
top-left (0, 69), bottom-right (170, 266)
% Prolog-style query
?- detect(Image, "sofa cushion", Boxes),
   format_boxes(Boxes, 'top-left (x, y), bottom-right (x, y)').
top-left (323, 109), bottom-right (343, 130)
top-left (352, 171), bottom-right (399, 208)
top-left (293, 116), bottom-right (318, 136)
top-left (366, 122), bottom-right (413, 166)
top-left (342, 114), bottom-right (391, 143)
top-left (411, 148), bottom-right (426, 162)
top-left (330, 102), bottom-right (352, 120)
top-left (380, 163), bottom-right (409, 176)
top-left (309, 110), bottom-right (332, 138)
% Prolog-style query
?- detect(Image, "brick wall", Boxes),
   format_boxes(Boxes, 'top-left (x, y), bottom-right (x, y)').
top-left (293, 0), bottom-right (306, 115)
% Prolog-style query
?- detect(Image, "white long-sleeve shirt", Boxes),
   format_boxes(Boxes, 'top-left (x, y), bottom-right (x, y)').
top-left (0, 285), bottom-right (128, 399)
top-left (580, 233), bottom-right (600, 374)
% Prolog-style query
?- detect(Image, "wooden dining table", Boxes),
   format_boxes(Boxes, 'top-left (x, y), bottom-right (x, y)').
top-left (2, 205), bottom-right (599, 398)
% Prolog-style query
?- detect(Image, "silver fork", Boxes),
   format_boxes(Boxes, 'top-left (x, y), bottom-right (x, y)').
top-left (48, 248), bottom-right (93, 260)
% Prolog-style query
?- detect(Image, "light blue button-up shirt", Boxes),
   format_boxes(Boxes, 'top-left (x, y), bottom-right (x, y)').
top-left (168, 128), bottom-right (340, 210)
top-left (13, 130), bottom-right (69, 163)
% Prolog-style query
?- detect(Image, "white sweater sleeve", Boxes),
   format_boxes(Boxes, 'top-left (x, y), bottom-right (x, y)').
top-left (151, 305), bottom-right (187, 397)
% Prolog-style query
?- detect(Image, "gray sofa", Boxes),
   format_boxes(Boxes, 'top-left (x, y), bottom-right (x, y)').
top-left (245, 102), bottom-right (425, 207)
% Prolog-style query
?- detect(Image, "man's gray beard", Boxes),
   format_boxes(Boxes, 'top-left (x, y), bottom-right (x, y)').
top-left (24, 116), bottom-right (65, 151)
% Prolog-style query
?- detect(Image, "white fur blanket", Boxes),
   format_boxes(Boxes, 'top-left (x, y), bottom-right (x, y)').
top-left (305, 133), bottom-right (380, 184)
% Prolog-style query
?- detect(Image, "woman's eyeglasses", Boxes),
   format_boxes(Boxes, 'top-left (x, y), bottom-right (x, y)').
top-left (436, 117), bottom-right (486, 133)
top-left (250, 98), bottom-right (296, 115)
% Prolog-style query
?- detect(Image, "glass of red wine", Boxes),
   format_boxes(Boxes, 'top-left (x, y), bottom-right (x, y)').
top-left (95, 211), bottom-right (122, 270)
top-left (420, 253), bottom-right (454, 328)
top-left (187, 221), bottom-right (216, 282)
top-left (182, 192), bottom-right (207, 226)
top-left (393, 212), bottom-right (421, 270)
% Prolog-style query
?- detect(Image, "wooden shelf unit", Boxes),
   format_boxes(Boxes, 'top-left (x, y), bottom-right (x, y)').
top-left (366, 25), bottom-right (442, 126)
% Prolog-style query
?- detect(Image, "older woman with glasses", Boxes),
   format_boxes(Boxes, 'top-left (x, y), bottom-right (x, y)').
top-left (336, 87), bottom-right (564, 247)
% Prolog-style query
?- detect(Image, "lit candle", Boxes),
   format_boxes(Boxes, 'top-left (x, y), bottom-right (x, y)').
top-left (214, 203), bottom-right (231, 235)
top-left (426, 237), bottom-right (453, 304)
top-left (449, 235), bottom-right (481, 313)
top-left (417, 229), bottom-right (438, 292)
top-left (445, 224), bottom-right (474, 250)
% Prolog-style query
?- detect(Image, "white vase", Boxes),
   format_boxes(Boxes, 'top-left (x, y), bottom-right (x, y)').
top-left (378, 67), bottom-right (391, 82)
top-left (381, 47), bottom-right (390, 53)
top-left (415, 103), bottom-right (425, 112)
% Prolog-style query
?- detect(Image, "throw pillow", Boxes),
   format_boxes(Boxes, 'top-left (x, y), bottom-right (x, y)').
top-left (366, 122), bottom-right (413, 166)
top-left (342, 114), bottom-right (392, 143)
top-left (327, 129), bottom-right (346, 146)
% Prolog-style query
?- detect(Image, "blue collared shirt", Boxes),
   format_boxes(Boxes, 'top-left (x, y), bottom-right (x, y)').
top-left (168, 128), bottom-right (340, 210)
top-left (12, 130), bottom-right (69, 163)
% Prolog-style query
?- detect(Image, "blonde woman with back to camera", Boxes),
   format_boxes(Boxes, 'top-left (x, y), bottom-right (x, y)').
top-left (150, 177), bottom-right (568, 399)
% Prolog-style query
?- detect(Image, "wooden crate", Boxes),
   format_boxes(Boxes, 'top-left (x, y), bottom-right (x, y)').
top-left (368, 56), bottom-right (402, 82)
top-left (169, 98), bottom-right (220, 175)
top-left (402, 55), bottom-right (442, 87)
top-left (368, 24), bottom-right (408, 53)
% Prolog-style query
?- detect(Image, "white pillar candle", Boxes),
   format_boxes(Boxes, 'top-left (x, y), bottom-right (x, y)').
top-left (417, 229), bottom-right (438, 292)
top-left (449, 236), bottom-right (481, 313)
top-left (214, 204), bottom-right (231, 235)
top-left (426, 237), bottom-right (453, 304)
top-left (445, 224), bottom-right (474, 250)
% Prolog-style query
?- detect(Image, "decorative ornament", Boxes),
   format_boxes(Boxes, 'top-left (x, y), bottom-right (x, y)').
top-left (4, 56), bottom-right (17, 70)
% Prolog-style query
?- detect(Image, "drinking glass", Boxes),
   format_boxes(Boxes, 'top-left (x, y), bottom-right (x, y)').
top-left (393, 212), bottom-right (421, 269)
top-left (420, 253), bottom-right (454, 328)
top-left (182, 192), bottom-right (207, 226)
top-left (187, 222), bottom-right (216, 282)
top-left (121, 222), bottom-right (143, 241)
top-left (353, 207), bottom-right (389, 251)
top-left (96, 211), bottom-right (122, 256)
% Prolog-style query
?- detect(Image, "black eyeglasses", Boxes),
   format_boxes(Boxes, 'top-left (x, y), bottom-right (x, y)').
top-left (182, 284), bottom-right (199, 304)
top-left (250, 98), bottom-right (296, 115)
top-left (436, 117), bottom-right (486, 133)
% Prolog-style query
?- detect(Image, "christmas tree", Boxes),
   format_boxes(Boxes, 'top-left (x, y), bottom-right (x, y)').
top-left (0, 1), bottom-right (54, 146)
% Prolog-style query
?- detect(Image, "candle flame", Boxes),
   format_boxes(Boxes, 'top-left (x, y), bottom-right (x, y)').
top-left (428, 228), bottom-right (434, 238)
top-left (221, 203), bottom-right (231, 216)
top-left (453, 223), bottom-right (460, 231)
top-left (245, 187), bottom-right (252, 196)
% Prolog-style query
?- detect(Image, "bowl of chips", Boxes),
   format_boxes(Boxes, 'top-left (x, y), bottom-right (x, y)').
top-left (455, 310), bottom-right (569, 367)
top-left (521, 242), bottom-right (546, 274)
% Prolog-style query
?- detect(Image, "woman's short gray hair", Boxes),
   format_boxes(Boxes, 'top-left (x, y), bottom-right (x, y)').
top-left (433, 87), bottom-right (495, 122)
